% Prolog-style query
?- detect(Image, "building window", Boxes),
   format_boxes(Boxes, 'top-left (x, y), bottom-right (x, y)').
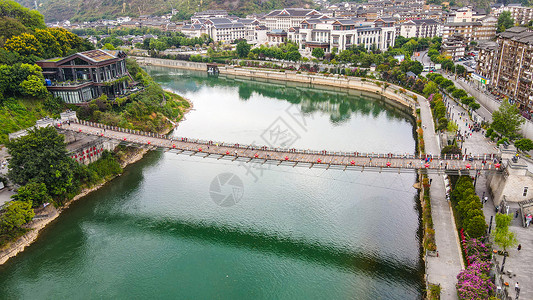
top-left (524, 187), bottom-right (528, 196)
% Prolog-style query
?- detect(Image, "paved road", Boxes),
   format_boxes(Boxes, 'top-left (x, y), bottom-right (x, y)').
top-left (439, 72), bottom-right (494, 123)
top-left (443, 95), bottom-right (498, 156)
top-left (419, 97), bottom-right (464, 300)
top-left (414, 50), bottom-right (432, 67)
top-left (478, 173), bottom-right (533, 300)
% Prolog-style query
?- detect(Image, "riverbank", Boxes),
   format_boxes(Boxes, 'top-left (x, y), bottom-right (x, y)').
top-left (133, 57), bottom-right (420, 116)
top-left (0, 96), bottom-right (193, 266)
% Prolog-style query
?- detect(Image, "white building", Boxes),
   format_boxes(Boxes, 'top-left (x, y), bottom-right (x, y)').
top-left (182, 18), bottom-right (250, 43)
top-left (191, 10), bottom-right (229, 23)
top-left (203, 18), bottom-right (246, 42)
top-left (397, 19), bottom-right (441, 39)
top-left (492, 4), bottom-right (533, 25)
top-left (287, 18), bottom-right (396, 54)
top-left (263, 8), bottom-right (323, 30)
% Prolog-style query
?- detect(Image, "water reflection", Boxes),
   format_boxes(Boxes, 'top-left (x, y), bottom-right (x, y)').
top-left (148, 67), bottom-right (414, 126)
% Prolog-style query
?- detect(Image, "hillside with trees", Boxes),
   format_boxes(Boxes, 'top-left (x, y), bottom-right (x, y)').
top-left (0, 0), bottom-right (190, 143)
top-left (15, 0), bottom-right (314, 22)
top-left (0, 0), bottom-right (190, 248)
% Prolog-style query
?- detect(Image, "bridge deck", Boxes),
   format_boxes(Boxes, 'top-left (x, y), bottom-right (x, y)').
top-left (60, 121), bottom-right (501, 172)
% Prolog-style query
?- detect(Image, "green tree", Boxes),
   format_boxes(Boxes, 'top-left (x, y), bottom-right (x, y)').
top-left (0, 0), bottom-right (45, 29)
top-left (0, 17), bottom-right (28, 46)
top-left (6, 126), bottom-right (76, 201)
top-left (493, 213), bottom-right (518, 252)
top-left (11, 182), bottom-right (52, 207)
top-left (439, 78), bottom-right (453, 88)
top-left (452, 89), bottom-right (468, 99)
top-left (469, 102), bottom-right (481, 111)
top-left (515, 138), bottom-right (533, 151)
top-left (312, 47), bottom-right (325, 59)
top-left (441, 145), bottom-right (462, 156)
top-left (236, 40), bottom-right (251, 58)
top-left (410, 60), bottom-right (423, 75)
top-left (19, 74), bottom-right (48, 97)
top-left (0, 200), bottom-right (34, 233)
top-left (497, 11), bottom-right (515, 33)
top-left (455, 64), bottom-right (466, 76)
top-left (285, 50), bottom-right (301, 62)
top-left (34, 28), bottom-right (62, 58)
top-left (492, 100), bottom-right (525, 138)
top-left (428, 48), bottom-right (439, 57)
top-left (423, 81), bottom-right (438, 96)
top-left (467, 215), bottom-right (487, 238)
top-left (103, 43), bottom-right (115, 50)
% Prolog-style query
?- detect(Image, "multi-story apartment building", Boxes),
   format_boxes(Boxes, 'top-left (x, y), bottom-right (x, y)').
top-left (490, 27), bottom-right (533, 110)
top-left (441, 10), bottom-right (497, 61)
top-left (397, 19), bottom-right (441, 38)
top-left (287, 18), bottom-right (396, 53)
top-left (263, 8), bottom-right (322, 30)
top-left (442, 16), bottom-right (497, 43)
top-left (492, 4), bottom-right (533, 25)
top-left (475, 40), bottom-right (498, 81)
top-left (441, 34), bottom-right (466, 61)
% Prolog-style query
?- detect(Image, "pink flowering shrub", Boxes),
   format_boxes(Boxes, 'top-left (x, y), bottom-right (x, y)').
top-left (456, 238), bottom-right (495, 299)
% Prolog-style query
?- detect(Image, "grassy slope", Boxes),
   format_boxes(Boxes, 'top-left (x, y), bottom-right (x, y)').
top-left (0, 98), bottom-right (51, 144)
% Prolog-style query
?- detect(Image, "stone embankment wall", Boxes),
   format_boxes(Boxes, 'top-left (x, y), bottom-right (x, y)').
top-left (133, 57), bottom-right (420, 114)
top-left (134, 57), bottom-right (206, 71)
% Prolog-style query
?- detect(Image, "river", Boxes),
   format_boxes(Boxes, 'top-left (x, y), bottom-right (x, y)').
top-left (0, 67), bottom-right (423, 299)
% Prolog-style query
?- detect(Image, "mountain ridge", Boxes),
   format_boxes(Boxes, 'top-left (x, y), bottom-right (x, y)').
top-left (15, 0), bottom-right (314, 22)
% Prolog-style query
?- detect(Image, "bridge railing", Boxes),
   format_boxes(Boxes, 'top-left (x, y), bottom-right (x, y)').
top-left (71, 120), bottom-right (501, 162)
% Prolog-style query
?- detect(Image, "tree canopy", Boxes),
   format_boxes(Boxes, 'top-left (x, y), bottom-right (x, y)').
top-left (312, 48), bottom-right (325, 59)
top-left (515, 138), bottom-right (533, 152)
top-left (236, 40), bottom-right (251, 58)
top-left (0, 200), bottom-right (34, 233)
top-left (493, 213), bottom-right (518, 252)
top-left (0, 0), bottom-right (45, 30)
top-left (11, 182), bottom-right (52, 207)
top-left (491, 100), bottom-right (525, 139)
top-left (7, 126), bottom-right (76, 200)
top-left (497, 11), bottom-right (515, 33)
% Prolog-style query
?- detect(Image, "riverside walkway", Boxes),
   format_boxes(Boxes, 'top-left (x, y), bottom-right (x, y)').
top-left (60, 121), bottom-right (501, 173)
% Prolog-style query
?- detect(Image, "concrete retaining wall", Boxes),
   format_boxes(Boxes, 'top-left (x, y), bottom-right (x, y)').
top-left (134, 57), bottom-right (206, 71)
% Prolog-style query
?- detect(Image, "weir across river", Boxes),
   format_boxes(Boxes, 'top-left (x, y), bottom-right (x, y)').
top-left (59, 120), bottom-right (503, 175)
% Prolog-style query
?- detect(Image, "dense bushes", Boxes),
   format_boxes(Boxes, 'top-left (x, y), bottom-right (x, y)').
top-left (249, 42), bottom-right (301, 62)
top-left (441, 145), bottom-right (462, 156)
top-left (422, 177), bottom-right (436, 251)
top-left (77, 59), bottom-right (189, 133)
top-left (429, 93), bottom-right (448, 131)
top-left (450, 176), bottom-right (487, 239)
top-left (0, 200), bottom-right (34, 247)
top-left (456, 238), bottom-right (496, 300)
top-left (426, 73), bottom-right (481, 112)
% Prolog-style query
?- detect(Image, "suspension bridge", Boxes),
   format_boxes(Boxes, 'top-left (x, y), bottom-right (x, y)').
top-left (58, 120), bottom-right (503, 175)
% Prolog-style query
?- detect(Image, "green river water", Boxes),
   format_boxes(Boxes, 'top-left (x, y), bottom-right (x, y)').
top-left (0, 67), bottom-right (423, 299)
